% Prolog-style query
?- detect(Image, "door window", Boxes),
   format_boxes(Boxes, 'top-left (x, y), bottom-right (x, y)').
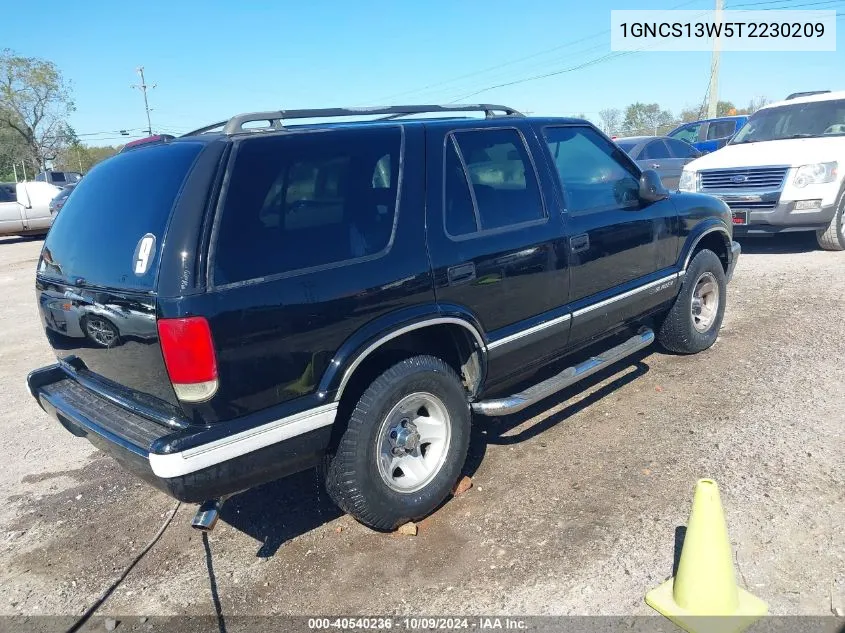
top-left (641, 140), bottom-right (671, 160)
top-left (544, 126), bottom-right (640, 214)
top-left (706, 120), bottom-right (737, 140)
top-left (445, 128), bottom-right (545, 235)
top-left (668, 122), bottom-right (701, 143)
top-left (665, 139), bottom-right (698, 158)
top-left (0, 184), bottom-right (16, 203)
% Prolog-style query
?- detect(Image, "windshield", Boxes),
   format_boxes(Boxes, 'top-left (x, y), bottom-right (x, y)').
top-left (731, 99), bottom-right (845, 144)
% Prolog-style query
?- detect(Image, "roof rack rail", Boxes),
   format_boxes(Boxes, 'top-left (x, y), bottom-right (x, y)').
top-left (785, 90), bottom-right (830, 100)
top-left (183, 104), bottom-right (523, 137)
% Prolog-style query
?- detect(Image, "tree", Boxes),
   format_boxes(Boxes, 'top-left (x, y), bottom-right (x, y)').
top-left (598, 108), bottom-right (622, 135)
top-left (717, 101), bottom-right (737, 116)
top-left (744, 96), bottom-right (770, 114)
top-left (0, 49), bottom-right (75, 175)
top-left (53, 143), bottom-right (118, 174)
top-left (622, 102), bottom-right (675, 136)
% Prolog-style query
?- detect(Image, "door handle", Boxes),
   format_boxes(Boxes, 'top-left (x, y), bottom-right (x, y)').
top-left (650, 163), bottom-right (660, 169)
top-left (570, 233), bottom-right (590, 253)
top-left (447, 262), bottom-right (476, 285)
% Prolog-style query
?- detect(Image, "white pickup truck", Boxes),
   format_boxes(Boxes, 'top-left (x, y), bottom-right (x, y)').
top-left (0, 181), bottom-right (62, 237)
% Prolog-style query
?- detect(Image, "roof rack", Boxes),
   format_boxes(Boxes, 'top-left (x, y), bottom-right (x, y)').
top-left (785, 90), bottom-right (830, 100)
top-left (181, 104), bottom-right (524, 137)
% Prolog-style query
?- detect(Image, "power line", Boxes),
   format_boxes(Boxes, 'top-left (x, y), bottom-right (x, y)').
top-left (366, 0), bottom-right (706, 105)
top-left (727, 0), bottom-right (841, 7)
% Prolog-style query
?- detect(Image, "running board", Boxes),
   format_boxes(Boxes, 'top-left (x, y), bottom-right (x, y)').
top-left (471, 329), bottom-right (655, 416)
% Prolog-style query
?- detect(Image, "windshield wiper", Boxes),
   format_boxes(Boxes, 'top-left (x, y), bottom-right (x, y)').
top-left (782, 133), bottom-right (816, 139)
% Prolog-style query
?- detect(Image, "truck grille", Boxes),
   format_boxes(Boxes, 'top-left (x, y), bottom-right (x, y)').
top-left (700, 167), bottom-right (789, 191)
top-left (724, 200), bottom-right (778, 211)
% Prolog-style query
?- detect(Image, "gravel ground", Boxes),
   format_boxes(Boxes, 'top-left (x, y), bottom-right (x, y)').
top-left (0, 233), bottom-right (842, 620)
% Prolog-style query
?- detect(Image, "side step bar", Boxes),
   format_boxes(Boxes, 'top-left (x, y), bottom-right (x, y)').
top-left (471, 328), bottom-right (655, 417)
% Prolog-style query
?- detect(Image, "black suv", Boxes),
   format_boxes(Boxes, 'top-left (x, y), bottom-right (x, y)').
top-left (28, 105), bottom-right (740, 531)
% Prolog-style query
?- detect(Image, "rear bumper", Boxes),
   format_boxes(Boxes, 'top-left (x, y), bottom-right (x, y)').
top-left (27, 364), bottom-right (334, 502)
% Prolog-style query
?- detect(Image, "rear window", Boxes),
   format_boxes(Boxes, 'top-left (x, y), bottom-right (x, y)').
top-left (212, 127), bottom-right (402, 285)
top-left (38, 142), bottom-right (203, 291)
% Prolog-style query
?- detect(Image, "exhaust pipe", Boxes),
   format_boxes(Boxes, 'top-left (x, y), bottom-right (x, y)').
top-left (191, 498), bottom-right (226, 532)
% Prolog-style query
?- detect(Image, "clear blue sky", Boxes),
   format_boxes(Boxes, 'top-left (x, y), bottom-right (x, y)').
top-left (4, 0), bottom-right (843, 143)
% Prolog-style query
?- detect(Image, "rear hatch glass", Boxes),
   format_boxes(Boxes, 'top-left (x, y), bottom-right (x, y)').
top-left (35, 141), bottom-right (204, 414)
top-left (38, 141), bottom-right (203, 290)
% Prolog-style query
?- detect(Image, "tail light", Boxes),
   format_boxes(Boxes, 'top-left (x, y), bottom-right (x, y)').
top-left (157, 316), bottom-right (218, 402)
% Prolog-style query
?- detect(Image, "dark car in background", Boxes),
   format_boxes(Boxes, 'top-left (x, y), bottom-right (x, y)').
top-left (613, 136), bottom-right (702, 189)
top-left (667, 115), bottom-right (749, 154)
top-left (48, 183), bottom-right (76, 215)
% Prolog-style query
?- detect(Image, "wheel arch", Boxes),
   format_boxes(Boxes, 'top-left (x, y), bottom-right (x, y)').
top-left (317, 307), bottom-right (488, 404)
top-left (680, 222), bottom-right (732, 274)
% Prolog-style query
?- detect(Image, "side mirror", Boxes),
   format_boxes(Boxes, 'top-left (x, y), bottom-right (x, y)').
top-left (639, 169), bottom-right (669, 203)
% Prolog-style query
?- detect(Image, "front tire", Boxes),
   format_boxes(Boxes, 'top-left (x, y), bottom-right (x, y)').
top-left (816, 192), bottom-right (845, 251)
top-left (325, 355), bottom-right (470, 530)
top-left (658, 249), bottom-right (727, 354)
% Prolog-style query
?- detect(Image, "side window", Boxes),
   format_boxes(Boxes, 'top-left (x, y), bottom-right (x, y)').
top-left (0, 184), bottom-right (16, 203)
top-left (443, 137), bottom-right (479, 236)
top-left (666, 139), bottom-right (697, 158)
top-left (641, 140), bottom-right (670, 160)
top-left (707, 120), bottom-right (737, 140)
top-left (214, 127), bottom-right (401, 285)
top-left (372, 154), bottom-right (391, 189)
top-left (544, 126), bottom-right (640, 214)
top-left (449, 128), bottom-right (545, 232)
top-left (669, 123), bottom-right (701, 144)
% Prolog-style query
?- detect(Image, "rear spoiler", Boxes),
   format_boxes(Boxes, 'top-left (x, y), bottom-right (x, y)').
top-left (119, 134), bottom-right (176, 153)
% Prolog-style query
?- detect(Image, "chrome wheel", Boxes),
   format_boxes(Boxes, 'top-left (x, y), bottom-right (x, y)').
top-left (691, 271), bottom-right (720, 333)
top-left (376, 392), bottom-right (452, 493)
top-left (85, 317), bottom-right (118, 347)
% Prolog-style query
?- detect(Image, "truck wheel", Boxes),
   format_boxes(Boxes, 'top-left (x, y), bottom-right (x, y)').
top-left (816, 193), bottom-right (845, 251)
top-left (658, 249), bottom-right (726, 354)
top-left (325, 355), bottom-right (470, 530)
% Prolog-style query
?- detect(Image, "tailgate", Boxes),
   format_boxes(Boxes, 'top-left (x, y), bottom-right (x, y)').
top-left (33, 141), bottom-right (206, 418)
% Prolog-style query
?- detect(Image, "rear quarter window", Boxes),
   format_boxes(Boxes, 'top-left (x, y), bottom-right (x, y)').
top-left (38, 142), bottom-right (203, 291)
top-left (212, 126), bottom-right (402, 286)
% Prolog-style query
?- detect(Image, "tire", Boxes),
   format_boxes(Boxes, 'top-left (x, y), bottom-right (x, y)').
top-left (658, 249), bottom-right (727, 354)
top-left (81, 315), bottom-right (120, 348)
top-left (325, 355), bottom-right (471, 530)
top-left (815, 191), bottom-right (845, 251)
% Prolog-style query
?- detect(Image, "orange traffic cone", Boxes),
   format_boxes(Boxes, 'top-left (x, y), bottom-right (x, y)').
top-left (646, 479), bottom-right (767, 633)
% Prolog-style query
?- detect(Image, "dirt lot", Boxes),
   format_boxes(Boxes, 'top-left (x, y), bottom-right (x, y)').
top-left (0, 233), bottom-right (842, 619)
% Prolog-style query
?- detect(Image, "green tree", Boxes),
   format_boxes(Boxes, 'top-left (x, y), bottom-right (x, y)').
top-left (53, 143), bottom-right (118, 174)
top-left (717, 101), bottom-right (737, 116)
top-left (0, 49), bottom-right (75, 175)
top-left (622, 102), bottom-right (675, 136)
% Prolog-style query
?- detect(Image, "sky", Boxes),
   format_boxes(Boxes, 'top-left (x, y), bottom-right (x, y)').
top-left (3, 0), bottom-right (844, 144)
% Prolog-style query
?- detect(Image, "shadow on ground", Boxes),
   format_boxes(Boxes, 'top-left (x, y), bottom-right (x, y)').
top-left (737, 233), bottom-right (819, 255)
top-left (0, 235), bottom-right (44, 246)
top-left (219, 468), bottom-right (342, 558)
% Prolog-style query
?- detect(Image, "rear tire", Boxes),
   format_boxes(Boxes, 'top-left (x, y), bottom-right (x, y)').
top-left (658, 249), bottom-right (726, 354)
top-left (816, 192), bottom-right (845, 251)
top-left (325, 355), bottom-right (470, 530)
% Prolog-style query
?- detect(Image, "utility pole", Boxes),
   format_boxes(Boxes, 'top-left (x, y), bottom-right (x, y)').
top-left (132, 67), bottom-right (156, 136)
top-left (706, 0), bottom-right (724, 119)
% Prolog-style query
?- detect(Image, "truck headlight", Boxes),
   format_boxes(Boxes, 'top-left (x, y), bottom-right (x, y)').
top-left (679, 170), bottom-right (697, 192)
top-left (793, 162), bottom-right (837, 188)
